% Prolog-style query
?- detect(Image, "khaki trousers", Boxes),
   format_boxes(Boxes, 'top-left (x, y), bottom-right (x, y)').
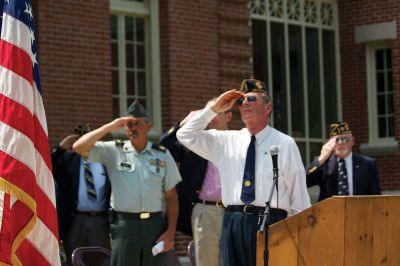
top-left (191, 203), bottom-right (225, 266)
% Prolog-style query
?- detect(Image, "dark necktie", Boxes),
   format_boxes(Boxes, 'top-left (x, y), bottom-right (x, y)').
top-left (240, 135), bottom-right (256, 204)
top-left (84, 162), bottom-right (97, 200)
top-left (338, 159), bottom-right (349, 195)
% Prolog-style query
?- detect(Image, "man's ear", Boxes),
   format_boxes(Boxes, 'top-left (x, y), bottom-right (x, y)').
top-left (265, 101), bottom-right (273, 114)
top-left (146, 121), bottom-right (153, 133)
top-left (225, 111), bottom-right (233, 122)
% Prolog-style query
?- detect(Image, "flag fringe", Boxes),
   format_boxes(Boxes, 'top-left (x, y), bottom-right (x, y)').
top-left (0, 177), bottom-right (37, 266)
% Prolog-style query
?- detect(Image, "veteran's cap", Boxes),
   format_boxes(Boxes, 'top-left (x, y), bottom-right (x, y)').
top-left (329, 121), bottom-right (352, 137)
top-left (74, 123), bottom-right (92, 136)
top-left (239, 78), bottom-right (271, 100)
top-left (126, 100), bottom-right (150, 119)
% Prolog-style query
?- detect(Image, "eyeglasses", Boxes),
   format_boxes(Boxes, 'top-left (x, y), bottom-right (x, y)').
top-left (236, 95), bottom-right (260, 106)
top-left (336, 136), bottom-right (351, 144)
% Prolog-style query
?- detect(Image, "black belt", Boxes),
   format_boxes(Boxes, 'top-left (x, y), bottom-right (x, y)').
top-left (116, 211), bottom-right (161, 220)
top-left (195, 199), bottom-right (224, 207)
top-left (76, 211), bottom-right (107, 216)
top-left (226, 205), bottom-right (287, 217)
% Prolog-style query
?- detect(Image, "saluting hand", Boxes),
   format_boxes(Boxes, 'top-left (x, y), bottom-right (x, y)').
top-left (211, 89), bottom-right (243, 113)
top-left (318, 137), bottom-right (336, 165)
top-left (107, 117), bottom-right (135, 132)
top-left (59, 134), bottom-right (80, 150)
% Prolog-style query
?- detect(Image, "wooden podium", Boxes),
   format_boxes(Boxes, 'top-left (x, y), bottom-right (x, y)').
top-left (256, 196), bottom-right (400, 266)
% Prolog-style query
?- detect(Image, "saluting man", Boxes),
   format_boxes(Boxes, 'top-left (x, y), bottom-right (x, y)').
top-left (306, 121), bottom-right (381, 201)
top-left (177, 79), bottom-right (310, 266)
top-left (73, 101), bottom-right (181, 266)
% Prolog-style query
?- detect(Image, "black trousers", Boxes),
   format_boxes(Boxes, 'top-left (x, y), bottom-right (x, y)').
top-left (220, 210), bottom-right (286, 266)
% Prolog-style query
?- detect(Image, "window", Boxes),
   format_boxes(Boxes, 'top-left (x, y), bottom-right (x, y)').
top-left (362, 42), bottom-right (397, 153)
top-left (251, 0), bottom-right (340, 163)
top-left (110, 0), bottom-right (161, 132)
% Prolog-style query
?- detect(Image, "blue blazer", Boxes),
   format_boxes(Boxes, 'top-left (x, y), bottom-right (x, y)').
top-left (306, 153), bottom-right (381, 202)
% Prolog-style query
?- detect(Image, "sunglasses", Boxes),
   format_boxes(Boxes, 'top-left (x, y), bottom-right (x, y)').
top-left (236, 95), bottom-right (260, 106)
top-left (336, 136), bottom-right (351, 144)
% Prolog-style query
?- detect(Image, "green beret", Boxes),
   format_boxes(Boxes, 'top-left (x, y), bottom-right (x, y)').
top-left (239, 79), bottom-right (271, 100)
top-left (126, 100), bottom-right (150, 119)
top-left (329, 121), bottom-right (352, 137)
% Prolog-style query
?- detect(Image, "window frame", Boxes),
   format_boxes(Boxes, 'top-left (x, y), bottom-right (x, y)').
top-left (250, 0), bottom-right (341, 164)
top-left (110, 0), bottom-right (161, 134)
top-left (362, 41), bottom-right (398, 152)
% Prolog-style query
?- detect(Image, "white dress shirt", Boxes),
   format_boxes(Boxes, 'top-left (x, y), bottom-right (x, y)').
top-left (177, 107), bottom-right (311, 215)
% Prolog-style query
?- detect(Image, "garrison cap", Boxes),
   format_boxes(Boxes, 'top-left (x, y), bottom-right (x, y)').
top-left (74, 123), bottom-right (92, 136)
top-left (329, 121), bottom-right (352, 137)
top-left (239, 78), bottom-right (271, 100)
top-left (126, 100), bottom-right (150, 119)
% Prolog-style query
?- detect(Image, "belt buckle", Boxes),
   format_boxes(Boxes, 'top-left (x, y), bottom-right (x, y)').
top-left (216, 201), bottom-right (222, 207)
top-left (243, 205), bottom-right (253, 214)
top-left (140, 212), bottom-right (150, 219)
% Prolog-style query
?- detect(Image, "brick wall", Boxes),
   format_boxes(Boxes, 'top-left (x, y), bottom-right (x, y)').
top-left (160, 0), bottom-right (251, 131)
top-left (37, 0), bottom-right (112, 146)
top-left (338, 0), bottom-right (400, 190)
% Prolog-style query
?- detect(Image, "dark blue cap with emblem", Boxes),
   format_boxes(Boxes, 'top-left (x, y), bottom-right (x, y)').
top-left (239, 78), bottom-right (271, 100)
top-left (126, 100), bottom-right (150, 119)
top-left (329, 121), bottom-right (351, 137)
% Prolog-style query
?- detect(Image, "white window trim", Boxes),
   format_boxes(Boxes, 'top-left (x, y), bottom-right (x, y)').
top-left (360, 41), bottom-right (398, 155)
top-left (250, 0), bottom-right (341, 163)
top-left (110, 0), bottom-right (162, 136)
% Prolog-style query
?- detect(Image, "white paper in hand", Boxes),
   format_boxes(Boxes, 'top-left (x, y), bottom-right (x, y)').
top-left (152, 241), bottom-right (164, 256)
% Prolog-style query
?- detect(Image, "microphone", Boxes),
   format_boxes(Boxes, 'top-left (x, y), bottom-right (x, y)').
top-left (270, 145), bottom-right (279, 195)
top-left (270, 145), bottom-right (279, 172)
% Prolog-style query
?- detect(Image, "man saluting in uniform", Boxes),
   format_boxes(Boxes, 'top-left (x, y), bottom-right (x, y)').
top-left (73, 101), bottom-right (181, 266)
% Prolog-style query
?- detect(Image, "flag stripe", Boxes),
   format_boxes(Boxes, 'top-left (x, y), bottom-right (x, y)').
top-left (0, 39), bottom-right (33, 84)
top-left (0, 94), bottom-right (35, 144)
top-left (0, 121), bottom-right (37, 172)
top-left (0, 66), bottom-right (49, 136)
top-left (1, 13), bottom-right (32, 56)
top-left (27, 218), bottom-right (59, 264)
top-left (0, 94), bottom-right (53, 169)
top-left (32, 84), bottom-right (49, 135)
top-left (0, 66), bottom-right (34, 117)
top-left (17, 240), bottom-right (51, 266)
top-left (0, 122), bottom-right (56, 209)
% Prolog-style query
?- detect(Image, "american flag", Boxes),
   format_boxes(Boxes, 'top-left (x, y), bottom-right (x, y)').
top-left (0, 0), bottom-right (60, 265)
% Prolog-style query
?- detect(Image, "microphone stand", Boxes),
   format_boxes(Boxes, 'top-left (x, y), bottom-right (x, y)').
top-left (259, 167), bottom-right (279, 266)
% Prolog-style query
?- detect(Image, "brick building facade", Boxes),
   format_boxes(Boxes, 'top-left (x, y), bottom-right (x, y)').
top-left (338, 0), bottom-right (400, 190)
top-left (31, 0), bottom-right (400, 257)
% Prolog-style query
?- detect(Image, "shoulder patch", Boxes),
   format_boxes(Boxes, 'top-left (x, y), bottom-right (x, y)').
top-left (308, 166), bottom-right (317, 174)
top-left (152, 143), bottom-right (167, 153)
top-left (167, 126), bottom-right (175, 134)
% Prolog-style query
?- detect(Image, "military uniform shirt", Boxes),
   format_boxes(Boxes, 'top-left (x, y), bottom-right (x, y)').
top-left (177, 107), bottom-right (311, 216)
top-left (87, 140), bottom-right (181, 213)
